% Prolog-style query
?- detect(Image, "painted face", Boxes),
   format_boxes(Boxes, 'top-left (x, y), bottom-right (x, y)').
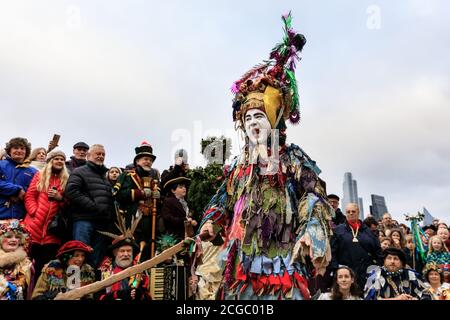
top-left (52, 156), bottom-right (66, 171)
top-left (73, 147), bottom-right (88, 160)
top-left (1, 232), bottom-right (21, 252)
top-left (345, 204), bottom-right (359, 222)
top-left (87, 147), bottom-right (105, 166)
top-left (10, 146), bottom-right (27, 163)
top-left (136, 156), bottom-right (153, 171)
top-left (431, 238), bottom-right (443, 251)
top-left (68, 250), bottom-right (86, 267)
top-left (36, 149), bottom-right (47, 161)
top-left (336, 268), bottom-right (354, 292)
top-left (381, 240), bottom-right (391, 250)
top-left (428, 270), bottom-right (441, 286)
top-left (172, 184), bottom-right (187, 199)
top-left (108, 168), bottom-right (121, 181)
top-left (384, 254), bottom-right (403, 272)
top-left (244, 109), bottom-right (272, 145)
top-left (114, 245), bottom-right (133, 268)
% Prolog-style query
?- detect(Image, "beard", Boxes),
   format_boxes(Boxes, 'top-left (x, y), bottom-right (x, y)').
top-left (139, 165), bottom-right (152, 172)
top-left (116, 257), bottom-right (132, 268)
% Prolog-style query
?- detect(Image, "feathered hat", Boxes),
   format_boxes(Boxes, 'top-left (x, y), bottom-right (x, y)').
top-left (98, 209), bottom-right (141, 257)
top-left (231, 12), bottom-right (306, 130)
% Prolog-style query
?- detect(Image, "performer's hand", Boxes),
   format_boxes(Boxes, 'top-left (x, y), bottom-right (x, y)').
top-left (188, 218), bottom-right (198, 227)
top-left (130, 289), bottom-right (136, 300)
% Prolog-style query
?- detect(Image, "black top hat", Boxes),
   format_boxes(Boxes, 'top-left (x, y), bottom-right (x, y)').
top-left (133, 141), bottom-right (156, 163)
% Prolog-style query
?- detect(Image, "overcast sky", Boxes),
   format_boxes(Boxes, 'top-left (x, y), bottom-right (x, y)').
top-left (1, 0), bottom-right (449, 224)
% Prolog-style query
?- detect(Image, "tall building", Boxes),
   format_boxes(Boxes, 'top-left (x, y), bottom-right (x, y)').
top-left (422, 207), bottom-right (435, 226)
top-left (358, 197), bottom-right (364, 219)
top-left (342, 172), bottom-right (364, 219)
top-left (370, 194), bottom-right (388, 221)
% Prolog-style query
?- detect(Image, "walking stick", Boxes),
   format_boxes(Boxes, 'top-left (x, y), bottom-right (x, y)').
top-left (54, 231), bottom-right (211, 300)
top-left (151, 179), bottom-right (158, 259)
top-left (54, 240), bottom-right (185, 300)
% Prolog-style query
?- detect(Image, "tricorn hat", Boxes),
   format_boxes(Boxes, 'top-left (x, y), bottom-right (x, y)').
top-left (160, 169), bottom-right (190, 196)
top-left (133, 141), bottom-right (156, 164)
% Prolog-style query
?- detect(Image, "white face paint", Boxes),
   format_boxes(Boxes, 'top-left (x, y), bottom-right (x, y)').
top-left (244, 109), bottom-right (272, 146)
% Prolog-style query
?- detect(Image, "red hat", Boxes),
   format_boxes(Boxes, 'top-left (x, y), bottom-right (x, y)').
top-left (56, 240), bottom-right (93, 258)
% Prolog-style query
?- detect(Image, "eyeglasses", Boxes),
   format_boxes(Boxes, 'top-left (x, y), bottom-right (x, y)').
top-left (346, 210), bottom-right (357, 213)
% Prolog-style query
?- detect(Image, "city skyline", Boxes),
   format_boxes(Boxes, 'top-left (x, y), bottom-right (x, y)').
top-left (1, 1), bottom-right (449, 225)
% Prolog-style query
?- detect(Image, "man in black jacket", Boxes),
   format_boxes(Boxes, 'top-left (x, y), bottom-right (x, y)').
top-left (65, 144), bottom-right (114, 268)
top-left (66, 142), bottom-right (89, 174)
top-left (328, 194), bottom-right (346, 227)
top-left (330, 203), bottom-right (383, 290)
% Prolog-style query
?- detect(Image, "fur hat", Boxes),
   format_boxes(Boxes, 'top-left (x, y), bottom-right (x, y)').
top-left (46, 150), bottom-right (66, 163)
top-left (133, 141), bottom-right (156, 164)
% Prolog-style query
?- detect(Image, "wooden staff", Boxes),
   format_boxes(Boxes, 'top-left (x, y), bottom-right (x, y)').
top-left (54, 240), bottom-right (186, 300)
top-left (151, 179), bottom-right (158, 259)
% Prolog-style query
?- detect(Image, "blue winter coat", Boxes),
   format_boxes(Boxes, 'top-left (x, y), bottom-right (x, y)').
top-left (0, 157), bottom-right (37, 219)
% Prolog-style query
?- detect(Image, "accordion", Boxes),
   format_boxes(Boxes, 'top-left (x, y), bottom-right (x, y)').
top-left (149, 265), bottom-right (187, 300)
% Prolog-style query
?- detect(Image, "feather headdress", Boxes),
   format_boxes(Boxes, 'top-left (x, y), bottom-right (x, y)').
top-left (231, 12), bottom-right (306, 129)
top-left (98, 207), bottom-right (142, 254)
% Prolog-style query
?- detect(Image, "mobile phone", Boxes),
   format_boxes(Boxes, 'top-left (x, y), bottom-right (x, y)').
top-left (52, 134), bottom-right (61, 146)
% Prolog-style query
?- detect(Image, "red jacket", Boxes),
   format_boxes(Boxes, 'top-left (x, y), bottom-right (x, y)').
top-left (24, 172), bottom-right (65, 245)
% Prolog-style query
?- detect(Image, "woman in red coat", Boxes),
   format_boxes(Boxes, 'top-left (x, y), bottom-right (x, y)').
top-left (24, 150), bottom-right (69, 284)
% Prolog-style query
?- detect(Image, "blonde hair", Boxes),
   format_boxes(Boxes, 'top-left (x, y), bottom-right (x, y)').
top-left (428, 235), bottom-right (449, 254)
top-left (37, 156), bottom-right (69, 192)
top-left (27, 147), bottom-right (47, 162)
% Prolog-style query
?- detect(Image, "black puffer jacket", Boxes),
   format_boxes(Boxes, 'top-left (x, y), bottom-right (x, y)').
top-left (330, 221), bottom-right (383, 290)
top-left (66, 156), bottom-right (87, 174)
top-left (65, 161), bottom-right (114, 223)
